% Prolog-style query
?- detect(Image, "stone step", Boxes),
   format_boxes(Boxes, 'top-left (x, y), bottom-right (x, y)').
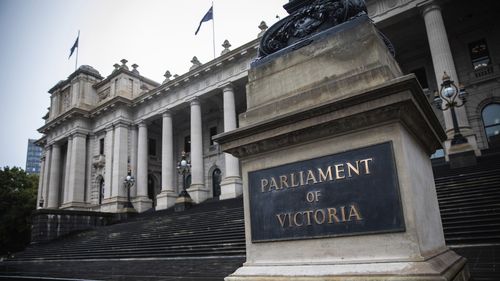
top-left (442, 216), bottom-right (500, 226)
top-left (437, 197), bottom-right (500, 208)
top-left (436, 184), bottom-right (500, 197)
top-left (16, 246), bottom-right (247, 261)
top-left (20, 237), bottom-right (246, 257)
top-left (439, 203), bottom-right (500, 214)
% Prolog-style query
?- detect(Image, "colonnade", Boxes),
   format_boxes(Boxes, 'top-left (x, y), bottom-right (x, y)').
top-left (37, 83), bottom-right (243, 212)
top-left (421, 1), bottom-right (479, 156)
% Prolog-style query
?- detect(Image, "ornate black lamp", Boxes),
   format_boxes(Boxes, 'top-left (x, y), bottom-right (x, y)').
top-left (433, 72), bottom-right (469, 145)
top-left (123, 171), bottom-right (136, 211)
top-left (175, 152), bottom-right (193, 212)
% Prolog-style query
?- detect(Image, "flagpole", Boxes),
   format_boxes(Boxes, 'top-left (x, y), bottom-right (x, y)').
top-left (75, 30), bottom-right (80, 71)
top-left (212, 1), bottom-right (216, 59)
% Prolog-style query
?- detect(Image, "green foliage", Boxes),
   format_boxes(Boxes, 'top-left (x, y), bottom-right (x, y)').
top-left (0, 166), bottom-right (38, 256)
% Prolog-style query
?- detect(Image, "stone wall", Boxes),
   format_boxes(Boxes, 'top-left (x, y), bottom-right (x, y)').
top-left (30, 209), bottom-right (120, 244)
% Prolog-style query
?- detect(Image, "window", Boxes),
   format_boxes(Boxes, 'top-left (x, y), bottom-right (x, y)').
top-left (184, 136), bottom-right (191, 153)
top-left (148, 138), bottom-right (157, 156)
top-left (128, 78), bottom-right (133, 92)
top-left (99, 138), bottom-right (104, 155)
top-left (469, 39), bottom-right (491, 70)
top-left (410, 67), bottom-right (429, 89)
top-left (482, 103), bottom-right (500, 147)
top-left (210, 126), bottom-right (218, 145)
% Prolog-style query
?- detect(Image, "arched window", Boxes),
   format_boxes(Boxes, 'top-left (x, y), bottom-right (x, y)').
top-left (212, 168), bottom-right (222, 198)
top-left (482, 103), bottom-right (500, 147)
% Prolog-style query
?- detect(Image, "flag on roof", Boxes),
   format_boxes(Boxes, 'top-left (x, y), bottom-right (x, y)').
top-left (69, 35), bottom-right (79, 59)
top-left (195, 6), bottom-right (213, 35)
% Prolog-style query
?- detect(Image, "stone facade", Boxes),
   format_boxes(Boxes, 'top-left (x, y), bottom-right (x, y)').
top-left (36, 0), bottom-right (500, 214)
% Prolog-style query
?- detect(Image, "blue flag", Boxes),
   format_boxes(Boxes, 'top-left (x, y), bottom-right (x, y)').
top-left (69, 35), bottom-right (79, 59)
top-left (195, 6), bottom-right (213, 35)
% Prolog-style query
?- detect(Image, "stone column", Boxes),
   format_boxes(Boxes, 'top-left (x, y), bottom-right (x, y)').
top-left (136, 121), bottom-right (152, 212)
top-left (157, 110), bottom-right (177, 210)
top-left (129, 125), bottom-right (138, 197)
top-left (111, 123), bottom-right (129, 200)
top-left (422, 2), bottom-right (479, 157)
top-left (67, 132), bottom-right (87, 207)
top-left (188, 98), bottom-right (208, 203)
top-left (47, 143), bottom-right (62, 209)
top-left (63, 136), bottom-right (73, 205)
top-left (36, 154), bottom-right (46, 209)
top-left (220, 83), bottom-right (243, 200)
top-left (42, 146), bottom-right (52, 209)
top-left (104, 126), bottom-right (114, 199)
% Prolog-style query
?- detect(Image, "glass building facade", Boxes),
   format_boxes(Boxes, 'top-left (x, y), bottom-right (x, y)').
top-left (26, 139), bottom-right (42, 174)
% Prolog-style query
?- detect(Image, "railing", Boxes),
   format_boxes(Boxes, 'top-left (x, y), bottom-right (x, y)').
top-left (467, 64), bottom-right (500, 85)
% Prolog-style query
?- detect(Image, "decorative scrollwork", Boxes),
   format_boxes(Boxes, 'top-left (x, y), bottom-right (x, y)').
top-left (259, 0), bottom-right (368, 57)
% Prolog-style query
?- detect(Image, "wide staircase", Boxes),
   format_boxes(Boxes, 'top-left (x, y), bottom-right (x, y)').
top-left (433, 151), bottom-right (500, 281)
top-left (0, 197), bottom-right (246, 281)
top-left (2, 152), bottom-right (499, 280)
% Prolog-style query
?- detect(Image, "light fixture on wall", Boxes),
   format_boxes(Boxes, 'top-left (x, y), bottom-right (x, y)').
top-left (175, 151), bottom-right (192, 212)
top-left (433, 72), bottom-right (469, 145)
top-left (123, 170), bottom-right (136, 212)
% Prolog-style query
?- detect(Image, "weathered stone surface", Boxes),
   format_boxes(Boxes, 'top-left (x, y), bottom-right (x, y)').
top-left (242, 15), bottom-right (401, 127)
top-left (30, 209), bottom-right (116, 243)
top-left (216, 11), bottom-right (468, 281)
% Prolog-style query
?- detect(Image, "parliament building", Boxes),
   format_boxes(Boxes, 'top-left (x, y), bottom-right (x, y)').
top-left (1, 0), bottom-right (497, 280)
top-left (35, 0), bottom-right (499, 214)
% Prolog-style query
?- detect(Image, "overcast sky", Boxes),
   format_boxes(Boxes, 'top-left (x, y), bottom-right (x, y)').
top-left (0, 0), bottom-right (288, 168)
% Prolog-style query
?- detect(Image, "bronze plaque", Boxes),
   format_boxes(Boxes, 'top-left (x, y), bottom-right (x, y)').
top-left (248, 142), bottom-right (405, 242)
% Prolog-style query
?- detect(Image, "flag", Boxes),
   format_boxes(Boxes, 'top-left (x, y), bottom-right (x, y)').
top-left (69, 35), bottom-right (79, 59)
top-left (195, 6), bottom-right (213, 35)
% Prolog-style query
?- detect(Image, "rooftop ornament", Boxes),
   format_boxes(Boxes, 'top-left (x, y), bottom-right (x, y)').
top-left (190, 56), bottom-right (202, 71)
top-left (221, 40), bottom-right (232, 55)
top-left (131, 63), bottom-right (139, 75)
top-left (258, 21), bottom-right (269, 37)
top-left (120, 59), bottom-right (129, 70)
top-left (163, 70), bottom-right (172, 84)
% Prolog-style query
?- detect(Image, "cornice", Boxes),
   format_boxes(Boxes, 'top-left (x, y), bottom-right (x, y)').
top-left (130, 38), bottom-right (260, 108)
top-left (49, 66), bottom-right (103, 94)
top-left (93, 67), bottom-right (160, 90)
top-left (89, 96), bottom-right (133, 118)
top-left (38, 107), bottom-right (90, 134)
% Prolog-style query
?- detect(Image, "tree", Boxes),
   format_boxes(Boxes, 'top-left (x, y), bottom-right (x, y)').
top-left (0, 166), bottom-right (38, 256)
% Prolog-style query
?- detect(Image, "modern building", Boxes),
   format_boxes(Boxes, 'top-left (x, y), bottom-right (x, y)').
top-left (25, 139), bottom-right (42, 175)
top-left (35, 0), bottom-right (500, 214)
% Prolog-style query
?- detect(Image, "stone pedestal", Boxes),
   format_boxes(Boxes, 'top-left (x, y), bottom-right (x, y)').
top-left (174, 191), bottom-right (193, 212)
top-left (156, 190), bottom-right (178, 210)
top-left (215, 15), bottom-right (469, 281)
top-left (132, 196), bottom-right (153, 213)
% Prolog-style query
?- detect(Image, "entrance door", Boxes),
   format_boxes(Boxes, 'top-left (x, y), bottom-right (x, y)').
top-left (212, 168), bottom-right (221, 198)
top-left (99, 178), bottom-right (104, 205)
top-left (148, 174), bottom-right (157, 208)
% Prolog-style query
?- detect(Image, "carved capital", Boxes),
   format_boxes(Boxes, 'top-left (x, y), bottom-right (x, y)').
top-left (161, 109), bottom-right (172, 118)
top-left (188, 96), bottom-right (201, 106)
top-left (220, 82), bottom-right (234, 93)
top-left (419, 1), bottom-right (441, 16)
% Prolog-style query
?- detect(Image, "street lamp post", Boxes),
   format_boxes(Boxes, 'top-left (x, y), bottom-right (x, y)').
top-left (123, 171), bottom-right (136, 212)
top-left (175, 151), bottom-right (193, 212)
top-left (433, 72), bottom-right (469, 145)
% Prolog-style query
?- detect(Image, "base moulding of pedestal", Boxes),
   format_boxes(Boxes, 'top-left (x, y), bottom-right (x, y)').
top-left (225, 250), bottom-right (470, 281)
